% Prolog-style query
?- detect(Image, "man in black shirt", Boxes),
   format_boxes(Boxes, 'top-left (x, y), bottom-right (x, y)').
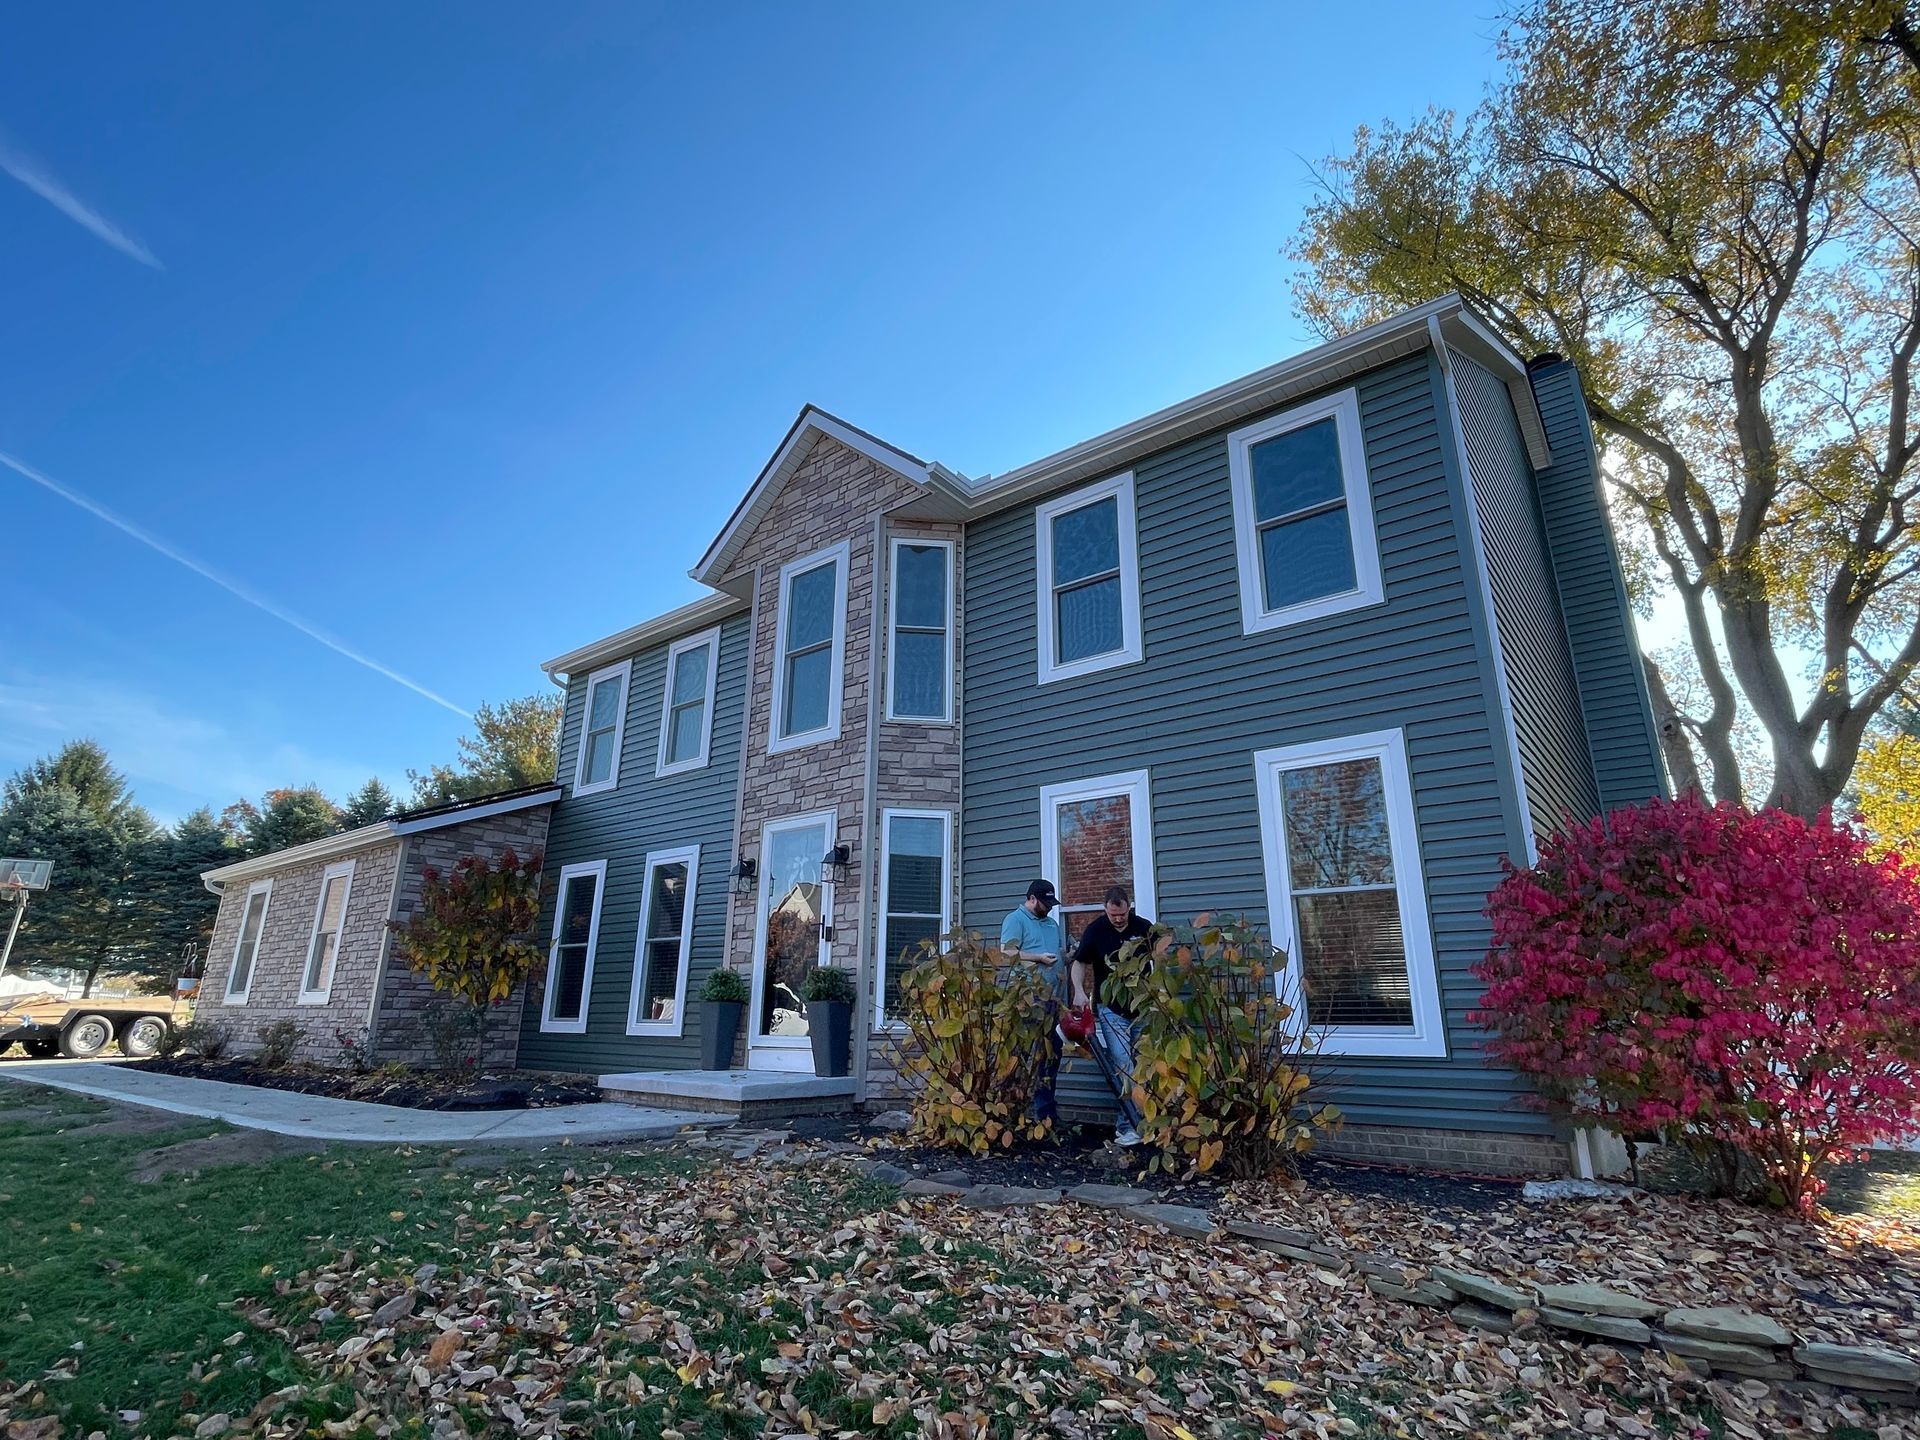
top-left (1068, 885), bottom-right (1154, 1146)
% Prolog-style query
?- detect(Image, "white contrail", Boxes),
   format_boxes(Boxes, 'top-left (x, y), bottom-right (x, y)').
top-left (0, 133), bottom-right (163, 270)
top-left (1, 450), bottom-right (472, 720)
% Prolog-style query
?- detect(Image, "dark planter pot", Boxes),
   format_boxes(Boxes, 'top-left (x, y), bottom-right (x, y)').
top-left (808, 1000), bottom-right (853, 1077)
top-left (699, 1000), bottom-right (743, 1071)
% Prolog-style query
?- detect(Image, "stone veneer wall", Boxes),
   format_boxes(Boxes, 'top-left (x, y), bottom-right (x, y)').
top-left (863, 515), bottom-right (963, 1100)
top-left (370, 802), bottom-right (555, 1069)
top-left (715, 436), bottom-right (964, 1083)
top-left (199, 838), bottom-right (404, 1061)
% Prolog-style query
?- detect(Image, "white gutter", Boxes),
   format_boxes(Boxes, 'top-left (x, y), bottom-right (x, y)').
top-left (541, 592), bottom-right (748, 683)
top-left (200, 786), bottom-right (563, 888)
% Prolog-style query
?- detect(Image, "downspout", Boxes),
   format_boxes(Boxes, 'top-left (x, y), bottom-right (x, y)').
top-left (852, 512), bottom-right (885, 1106)
top-left (724, 568), bottom-right (763, 1018)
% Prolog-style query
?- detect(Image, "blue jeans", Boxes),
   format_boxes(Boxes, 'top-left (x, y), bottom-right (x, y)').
top-left (1091, 1006), bottom-right (1144, 1132)
top-left (1024, 959), bottom-right (1066, 1123)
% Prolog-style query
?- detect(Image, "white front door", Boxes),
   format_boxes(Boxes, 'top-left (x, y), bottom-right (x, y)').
top-left (747, 810), bottom-right (834, 1072)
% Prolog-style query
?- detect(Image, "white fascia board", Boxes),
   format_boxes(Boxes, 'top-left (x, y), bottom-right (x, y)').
top-left (692, 407), bottom-right (942, 585)
top-left (200, 825), bottom-right (398, 887)
top-left (542, 592), bottom-right (747, 683)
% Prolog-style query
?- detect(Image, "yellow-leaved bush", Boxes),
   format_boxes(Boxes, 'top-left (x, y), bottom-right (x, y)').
top-left (892, 932), bottom-right (1056, 1154)
top-left (389, 848), bottom-right (545, 1010)
top-left (1110, 915), bottom-right (1341, 1179)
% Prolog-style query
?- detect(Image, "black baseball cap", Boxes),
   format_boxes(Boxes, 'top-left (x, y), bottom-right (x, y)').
top-left (1027, 878), bottom-right (1059, 907)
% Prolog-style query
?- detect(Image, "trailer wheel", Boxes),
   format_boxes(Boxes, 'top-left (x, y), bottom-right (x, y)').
top-left (23, 1035), bottom-right (59, 1059)
top-left (59, 1014), bottom-right (114, 1059)
top-left (119, 1015), bottom-right (169, 1058)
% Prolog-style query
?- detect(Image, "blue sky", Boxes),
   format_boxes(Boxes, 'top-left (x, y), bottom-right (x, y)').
top-left (0, 4), bottom-right (1510, 824)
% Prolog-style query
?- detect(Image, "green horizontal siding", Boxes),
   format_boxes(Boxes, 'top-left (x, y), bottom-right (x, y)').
top-left (516, 616), bottom-right (748, 1074)
top-left (962, 354), bottom-right (1551, 1136)
top-left (1526, 362), bottom-right (1668, 810)
top-left (1453, 351), bottom-right (1600, 837)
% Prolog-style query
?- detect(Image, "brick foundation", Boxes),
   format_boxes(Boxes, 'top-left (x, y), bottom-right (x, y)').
top-left (1318, 1122), bottom-right (1570, 1176)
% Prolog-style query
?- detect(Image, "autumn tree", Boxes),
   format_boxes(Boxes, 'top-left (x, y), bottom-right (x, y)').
top-left (1855, 702), bottom-right (1920, 853)
top-left (1290, 0), bottom-right (1920, 815)
top-left (407, 694), bottom-right (561, 807)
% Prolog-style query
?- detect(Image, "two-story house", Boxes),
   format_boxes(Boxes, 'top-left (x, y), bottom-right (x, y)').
top-left (514, 293), bottom-right (1667, 1174)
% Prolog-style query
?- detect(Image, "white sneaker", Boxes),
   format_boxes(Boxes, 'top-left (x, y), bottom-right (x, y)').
top-left (1114, 1124), bottom-right (1142, 1148)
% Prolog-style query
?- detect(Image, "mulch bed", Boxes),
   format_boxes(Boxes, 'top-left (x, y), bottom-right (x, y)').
top-left (139, 1056), bottom-right (597, 1110)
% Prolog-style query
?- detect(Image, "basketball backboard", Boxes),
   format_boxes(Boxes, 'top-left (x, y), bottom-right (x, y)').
top-left (0, 859), bottom-right (52, 891)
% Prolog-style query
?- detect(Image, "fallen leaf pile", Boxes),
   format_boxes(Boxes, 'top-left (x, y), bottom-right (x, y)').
top-left (218, 1145), bottom-right (1914, 1438)
top-left (1223, 1180), bottom-right (1920, 1351)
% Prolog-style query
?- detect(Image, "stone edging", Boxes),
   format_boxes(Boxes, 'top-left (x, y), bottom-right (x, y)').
top-left (828, 1156), bottom-right (1919, 1406)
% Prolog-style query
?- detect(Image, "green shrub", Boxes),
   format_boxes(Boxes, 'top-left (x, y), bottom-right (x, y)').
top-left (894, 933), bottom-right (1056, 1154)
top-left (168, 1020), bottom-right (229, 1061)
top-left (799, 965), bottom-right (856, 1004)
top-left (1111, 914), bottom-right (1341, 1179)
top-left (423, 1004), bottom-right (486, 1071)
top-left (698, 968), bottom-right (750, 1004)
top-left (256, 1018), bottom-right (303, 1069)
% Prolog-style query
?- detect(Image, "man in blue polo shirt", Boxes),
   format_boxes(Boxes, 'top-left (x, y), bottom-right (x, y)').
top-left (1000, 878), bottom-right (1065, 1123)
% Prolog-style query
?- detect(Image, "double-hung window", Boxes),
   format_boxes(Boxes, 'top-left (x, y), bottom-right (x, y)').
top-left (542, 860), bottom-right (606, 1033)
top-left (887, 539), bottom-right (954, 722)
top-left (1253, 728), bottom-right (1443, 1057)
top-left (1228, 389), bottom-right (1383, 634)
top-left (876, 809), bottom-right (951, 1026)
top-left (574, 660), bottom-right (631, 796)
top-left (1038, 769), bottom-right (1156, 948)
top-left (770, 541), bottom-right (850, 752)
top-left (1035, 473), bottom-right (1142, 684)
top-left (298, 860), bottom-right (354, 1004)
top-left (657, 628), bottom-right (720, 775)
top-left (223, 879), bottom-right (272, 1004)
top-left (628, 845), bottom-right (699, 1035)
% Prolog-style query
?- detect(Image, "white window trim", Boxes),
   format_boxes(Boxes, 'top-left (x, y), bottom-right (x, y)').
top-left (884, 537), bottom-right (956, 725)
top-left (746, 808), bottom-right (837, 1054)
top-left (874, 807), bottom-right (953, 1030)
top-left (768, 540), bottom-right (851, 755)
top-left (1228, 389), bottom-right (1384, 636)
top-left (1038, 768), bottom-right (1158, 930)
top-left (655, 627), bottom-right (722, 777)
top-left (222, 878), bottom-right (273, 1005)
top-left (541, 859), bottom-right (607, 1034)
top-left (1034, 472), bottom-right (1143, 685)
top-left (1252, 727), bottom-right (1445, 1059)
top-left (297, 859), bottom-right (356, 1005)
top-left (627, 844), bottom-right (700, 1037)
top-left (572, 659), bottom-right (632, 797)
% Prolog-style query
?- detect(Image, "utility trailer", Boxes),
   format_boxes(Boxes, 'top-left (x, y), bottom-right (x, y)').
top-left (0, 983), bottom-right (196, 1059)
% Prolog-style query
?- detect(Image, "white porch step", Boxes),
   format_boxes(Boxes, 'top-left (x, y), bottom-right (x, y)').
top-left (598, 1068), bottom-right (855, 1117)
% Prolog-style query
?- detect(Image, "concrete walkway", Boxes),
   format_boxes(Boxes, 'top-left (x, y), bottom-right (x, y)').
top-left (0, 1059), bottom-right (732, 1145)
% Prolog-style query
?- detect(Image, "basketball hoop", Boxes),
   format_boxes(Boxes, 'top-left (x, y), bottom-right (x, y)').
top-left (0, 858), bottom-right (50, 982)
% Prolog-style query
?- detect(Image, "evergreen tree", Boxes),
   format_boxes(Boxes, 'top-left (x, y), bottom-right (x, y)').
top-left (0, 787), bottom-right (154, 995)
top-left (135, 808), bottom-right (239, 977)
top-left (242, 787), bottom-right (342, 856)
top-left (341, 777), bottom-right (397, 827)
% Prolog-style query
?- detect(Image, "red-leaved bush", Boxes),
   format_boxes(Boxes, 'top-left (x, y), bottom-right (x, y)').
top-left (1474, 795), bottom-right (1920, 1212)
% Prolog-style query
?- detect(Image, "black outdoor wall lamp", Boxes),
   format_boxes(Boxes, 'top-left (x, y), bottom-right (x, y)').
top-left (821, 843), bottom-right (852, 885)
top-left (731, 856), bottom-right (757, 895)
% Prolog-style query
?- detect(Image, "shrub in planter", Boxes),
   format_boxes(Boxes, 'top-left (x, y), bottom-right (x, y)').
top-left (800, 965), bottom-right (856, 1077)
top-left (1110, 915), bottom-right (1341, 1179)
top-left (895, 933), bottom-right (1056, 1153)
top-left (697, 968), bottom-right (750, 1070)
top-left (257, 1018), bottom-right (303, 1069)
top-left (1476, 795), bottom-right (1920, 1213)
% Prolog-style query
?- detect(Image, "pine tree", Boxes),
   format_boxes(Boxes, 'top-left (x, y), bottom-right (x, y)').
top-left (342, 778), bottom-right (397, 827)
